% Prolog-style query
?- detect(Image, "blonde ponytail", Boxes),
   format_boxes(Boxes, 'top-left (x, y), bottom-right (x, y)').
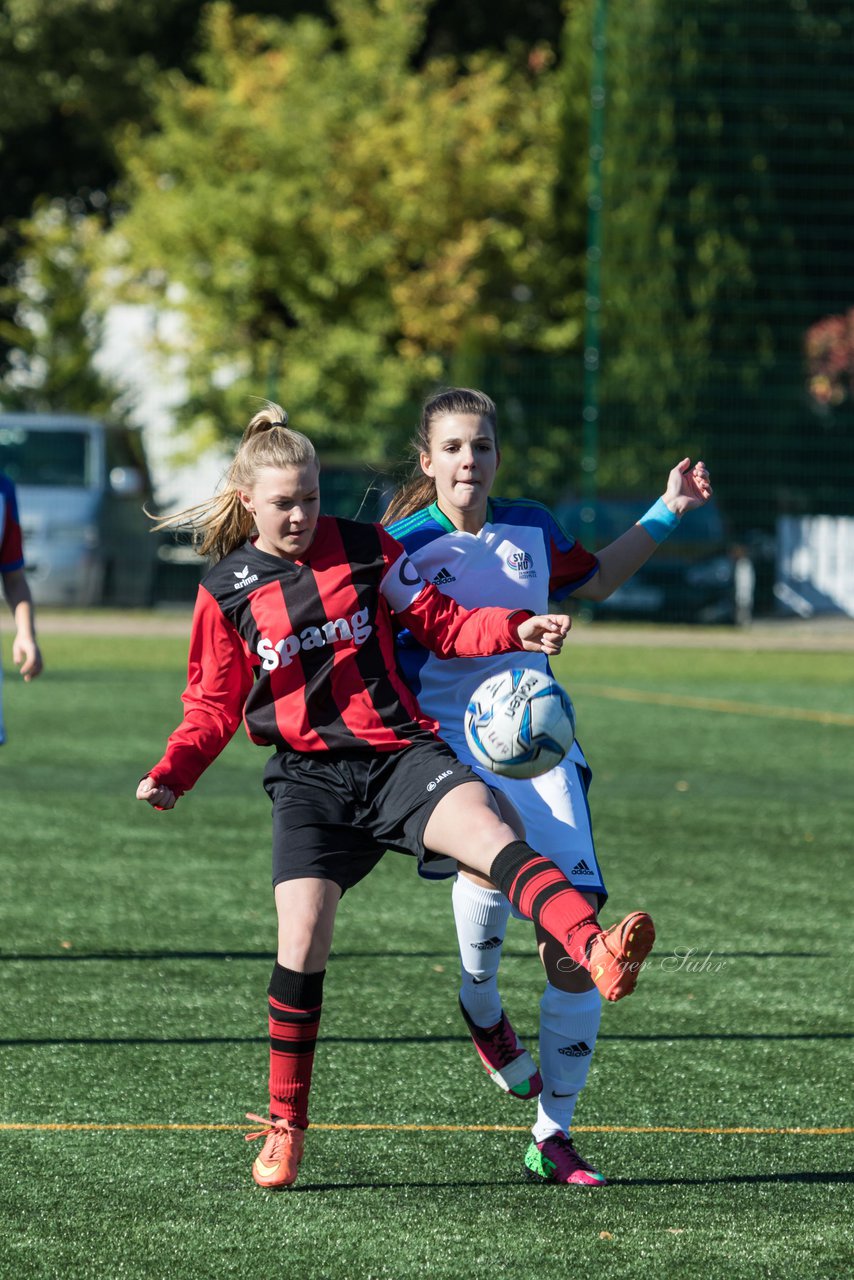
top-left (151, 402), bottom-right (318, 562)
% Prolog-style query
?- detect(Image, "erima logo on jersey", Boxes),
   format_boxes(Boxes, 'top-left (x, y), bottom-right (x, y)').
top-left (426, 769), bottom-right (453, 792)
top-left (470, 936), bottom-right (503, 950)
top-left (506, 549), bottom-right (536, 579)
top-left (233, 565), bottom-right (259, 591)
top-left (558, 1041), bottom-right (592, 1057)
top-left (571, 858), bottom-right (594, 877)
top-left (257, 608), bottom-right (372, 670)
top-left (432, 567), bottom-right (456, 585)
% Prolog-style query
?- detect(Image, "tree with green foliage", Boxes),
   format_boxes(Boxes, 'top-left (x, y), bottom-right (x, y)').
top-left (0, 202), bottom-right (129, 417)
top-left (0, 0), bottom-right (202, 384)
top-left (110, 0), bottom-right (569, 467)
top-left (0, 0), bottom-right (330, 401)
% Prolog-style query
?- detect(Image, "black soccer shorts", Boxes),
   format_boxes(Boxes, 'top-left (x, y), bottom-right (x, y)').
top-left (264, 733), bottom-right (483, 892)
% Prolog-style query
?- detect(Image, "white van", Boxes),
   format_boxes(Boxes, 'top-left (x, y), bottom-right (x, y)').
top-left (0, 412), bottom-right (158, 606)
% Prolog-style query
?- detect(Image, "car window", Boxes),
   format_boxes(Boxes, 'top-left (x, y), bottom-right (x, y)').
top-left (0, 425), bottom-right (91, 487)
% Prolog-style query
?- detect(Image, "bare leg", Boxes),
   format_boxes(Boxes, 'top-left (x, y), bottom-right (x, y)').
top-left (423, 781), bottom-right (600, 966)
top-left (255, 877), bottom-right (343, 1147)
top-left (423, 780), bottom-right (526, 873)
top-left (274, 877), bottom-right (341, 971)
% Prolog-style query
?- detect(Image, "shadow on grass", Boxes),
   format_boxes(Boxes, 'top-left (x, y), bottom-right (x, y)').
top-left (286, 1170), bottom-right (854, 1193)
top-left (1, 1031), bottom-right (850, 1046)
top-left (0, 950), bottom-right (483, 962)
top-left (0, 949), bottom-right (824, 962)
top-left (605, 1170), bottom-right (854, 1188)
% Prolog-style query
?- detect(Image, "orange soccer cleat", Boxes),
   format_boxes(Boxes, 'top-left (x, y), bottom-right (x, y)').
top-left (245, 1113), bottom-right (305, 1189)
top-left (586, 912), bottom-right (656, 1002)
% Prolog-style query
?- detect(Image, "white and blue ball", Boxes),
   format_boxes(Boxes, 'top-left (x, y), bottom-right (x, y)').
top-left (464, 668), bottom-right (576, 779)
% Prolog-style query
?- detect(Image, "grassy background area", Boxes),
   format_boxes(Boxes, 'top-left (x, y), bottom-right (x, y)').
top-left (1, 625), bottom-right (852, 1278)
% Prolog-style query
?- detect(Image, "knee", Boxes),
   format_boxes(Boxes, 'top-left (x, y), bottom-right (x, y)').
top-left (277, 927), bottom-right (328, 972)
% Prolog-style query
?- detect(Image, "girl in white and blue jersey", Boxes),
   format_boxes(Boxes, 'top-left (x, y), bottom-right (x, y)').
top-left (385, 387), bottom-right (712, 1186)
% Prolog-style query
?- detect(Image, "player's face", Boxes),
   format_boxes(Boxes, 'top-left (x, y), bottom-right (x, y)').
top-left (240, 463), bottom-right (321, 560)
top-left (420, 414), bottom-right (499, 531)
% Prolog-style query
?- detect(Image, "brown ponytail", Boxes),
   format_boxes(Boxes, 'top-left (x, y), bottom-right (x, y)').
top-left (382, 475), bottom-right (437, 525)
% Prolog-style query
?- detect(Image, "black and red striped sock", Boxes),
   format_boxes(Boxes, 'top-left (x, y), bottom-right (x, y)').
top-left (490, 840), bottom-right (600, 966)
top-left (267, 963), bottom-right (325, 1129)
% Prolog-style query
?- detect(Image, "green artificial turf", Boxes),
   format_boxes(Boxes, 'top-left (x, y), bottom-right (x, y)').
top-left (1, 625), bottom-right (852, 1279)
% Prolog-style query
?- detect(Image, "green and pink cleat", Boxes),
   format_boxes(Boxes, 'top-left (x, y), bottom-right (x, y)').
top-left (524, 1131), bottom-right (606, 1186)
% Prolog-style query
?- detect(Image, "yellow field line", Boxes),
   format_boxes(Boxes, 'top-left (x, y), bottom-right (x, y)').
top-left (1, 1122), bottom-right (851, 1136)
top-left (573, 683), bottom-right (854, 726)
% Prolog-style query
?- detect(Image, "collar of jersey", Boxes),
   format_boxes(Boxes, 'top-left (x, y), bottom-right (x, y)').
top-left (427, 499), bottom-right (492, 533)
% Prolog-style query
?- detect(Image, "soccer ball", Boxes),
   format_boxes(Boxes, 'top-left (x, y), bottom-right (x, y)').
top-left (464, 668), bottom-right (576, 779)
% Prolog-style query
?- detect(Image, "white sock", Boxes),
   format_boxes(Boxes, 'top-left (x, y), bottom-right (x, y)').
top-left (532, 984), bottom-right (602, 1143)
top-left (452, 875), bottom-right (510, 1028)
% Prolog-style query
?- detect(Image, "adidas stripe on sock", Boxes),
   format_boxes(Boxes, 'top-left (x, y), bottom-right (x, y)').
top-left (533, 985), bottom-right (602, 1142)
top-left (452, 874), bottom-right (510, 1028)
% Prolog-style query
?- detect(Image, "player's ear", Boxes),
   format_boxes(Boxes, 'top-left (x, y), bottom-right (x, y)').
top-left (419, 451), bottom-right (434, 478)
top-left (237, 488), bottom-right (255, 513)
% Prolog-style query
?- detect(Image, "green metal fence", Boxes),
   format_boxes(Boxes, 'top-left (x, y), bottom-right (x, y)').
top-left (460, 2), bottom-right (854, 562)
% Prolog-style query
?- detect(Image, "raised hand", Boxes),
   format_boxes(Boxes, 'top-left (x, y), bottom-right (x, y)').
top-left (664, 459), bottom-right (713, 516)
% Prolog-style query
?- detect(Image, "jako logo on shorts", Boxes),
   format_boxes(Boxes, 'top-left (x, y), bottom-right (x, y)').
top-left (257, 608), bottom-right (372, 670)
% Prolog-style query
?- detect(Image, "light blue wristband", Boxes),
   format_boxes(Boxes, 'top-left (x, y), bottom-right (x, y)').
top-left (638, 496), bottom-right (680, 544)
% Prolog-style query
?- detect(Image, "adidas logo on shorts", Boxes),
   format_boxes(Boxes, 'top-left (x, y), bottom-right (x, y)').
top-left (570, 858), bottom-right (594, 876)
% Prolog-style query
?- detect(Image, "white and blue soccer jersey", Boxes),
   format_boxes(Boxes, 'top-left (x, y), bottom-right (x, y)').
top-left (388, 497), bottom-right (598, 756)
top-left (389, 498), bottom-right (607, 900)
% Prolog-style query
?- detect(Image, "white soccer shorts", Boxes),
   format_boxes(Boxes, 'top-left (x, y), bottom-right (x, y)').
top-left (418, 735), bottom-right (607, 908)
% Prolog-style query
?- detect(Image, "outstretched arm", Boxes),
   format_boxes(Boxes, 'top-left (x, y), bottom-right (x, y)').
top-left (573, 459), bottom-right (713, 602)
top-left (137, 585), bottom-right (252, 806)
top-left (378, 527), bottom-right (572, 659)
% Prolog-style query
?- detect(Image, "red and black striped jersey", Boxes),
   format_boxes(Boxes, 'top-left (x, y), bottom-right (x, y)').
top-left (148, 517), bottom-right (531, 797)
